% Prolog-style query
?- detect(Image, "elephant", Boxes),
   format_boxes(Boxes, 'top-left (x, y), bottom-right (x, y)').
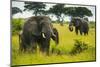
top-left (19, 16), bottom-right (59, 55)
top-left (51, 28), bottom-right (59, 44)
top-left (69, 17), bottom-right (89, 35)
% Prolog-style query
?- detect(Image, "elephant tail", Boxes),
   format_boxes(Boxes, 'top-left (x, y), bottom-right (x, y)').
top-left (19, 31), bottom-right (22, 45)
top-left (18, 31), bottom-right (23, 52)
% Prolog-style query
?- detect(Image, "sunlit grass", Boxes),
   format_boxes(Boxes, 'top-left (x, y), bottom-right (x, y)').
top-left (12, 24), bottom-right (96, 66)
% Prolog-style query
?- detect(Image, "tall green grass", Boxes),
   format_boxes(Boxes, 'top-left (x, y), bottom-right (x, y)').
top-left (12, 24), bottom-right (96, 66)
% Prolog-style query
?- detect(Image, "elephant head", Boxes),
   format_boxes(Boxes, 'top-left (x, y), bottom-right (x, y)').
top-left (23, 16), bottom-right (55, 38)
top-left (69, 17), bottom-right (82, 32)
top-left (36, 16), bottom-right (58, 44)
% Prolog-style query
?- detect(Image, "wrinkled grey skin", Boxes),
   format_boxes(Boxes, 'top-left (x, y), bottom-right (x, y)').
top-left (69, 17), bottom-right (89, 35)
top-left (19, 16), bottom-right (59, 55)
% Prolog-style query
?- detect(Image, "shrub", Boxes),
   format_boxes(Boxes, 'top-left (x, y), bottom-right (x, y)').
top-left (89, 21), bottom-right (95, 28)
top-left (70, 39), bottom-right (88, 55)
top-left (12, 18), bottom-right (24, 35)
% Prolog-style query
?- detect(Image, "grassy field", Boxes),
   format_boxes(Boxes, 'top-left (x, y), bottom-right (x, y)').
top-left (12, 23), bottom-right (96, 66)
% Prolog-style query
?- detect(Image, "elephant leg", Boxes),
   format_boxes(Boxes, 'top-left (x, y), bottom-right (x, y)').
top-left (19, 36), bottom-right (27, 53)
top-left (84, 32), bottom-right (86, 35)
top-left (31, 44), bottom-right (37, 53)
top-left (20, 41), bottom-right (27, 53)
top-left (79, 26), bottom-right (83, 35)
top-left (84, 32), bottom-right (87, 35)
top-left (79, 30), bottom-right (83, 35)
top-left (46, 39), bottom-right (50, 55)
top-left (46, 41), bottom-right (50, 55)
top-left (87, 31), bottom-right (88, 35)
top-left (40, 38), bottom-right (50, 55)
top-left (86, 29), bottom-right (89, 35)
top-left (75, 27), bottom-right (78, 35)
top-left (21, 39), bottom-right (29, 52)
top-left (39, 45), bottom-right (44, 53)
top-left (23, 43), bottom-right (28, 52)
top-left (83, 28), bottom-right (88, 35)
top-left (40, 40), bottom-right (47, 53)
top-left (20, 37), bottom-right (32, 53)
top-left (85, 31), bottom-right (88, 35)
top-left (30, 38), bottom-right (37, 53)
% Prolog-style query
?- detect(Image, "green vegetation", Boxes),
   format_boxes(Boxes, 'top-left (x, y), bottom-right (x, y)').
top-left (70, 39), bottom-right (88, 55)
top-left (12, 23), bottom-right (96, 66)
top-left (12, 18), bottom-right (24, 35)
top-left (24, 2), bottom-right (46, 16)
top-left (89, 21), bottom-right (96, 28)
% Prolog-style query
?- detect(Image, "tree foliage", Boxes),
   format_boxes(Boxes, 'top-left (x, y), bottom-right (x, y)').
top-left (24, 2), bottom-right (46, 16)
top-left (12, 7), bottom-right (22, 15)
top-left (49, 4), bottom-right (66, 24)
top-left (65, 7), bottom-right (93, 18)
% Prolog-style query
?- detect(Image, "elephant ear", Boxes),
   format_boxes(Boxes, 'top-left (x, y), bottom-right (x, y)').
top-left (75, 19), bottom-right (80, 27)
top-left (51, 28), bottom-right (59, 45)
top-left (74, 18), bottom-right (82, 27)
top-left (23, 17), bottom-right (41, 37)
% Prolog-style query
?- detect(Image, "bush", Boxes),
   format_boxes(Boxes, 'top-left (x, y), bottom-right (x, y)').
top-left (52, 21), bottom-right (57, 23)
top-left (70, 39), bottom-right (88, 55)
top-left (12, 18), bottom-right (24, 35)
top-left (89, 21), bottom-right (95, 28)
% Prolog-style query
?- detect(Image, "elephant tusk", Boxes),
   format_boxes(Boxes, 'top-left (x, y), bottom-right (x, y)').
top-left (42, 33), bottom-right (46, 38)
top-left (53, 34), bottom-right (56, 37)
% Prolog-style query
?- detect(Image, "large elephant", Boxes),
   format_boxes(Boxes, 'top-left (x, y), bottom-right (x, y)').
top-left (19, 16), bottom-right (59, 55)
top-left (69, 17), bottom-right (89, 35)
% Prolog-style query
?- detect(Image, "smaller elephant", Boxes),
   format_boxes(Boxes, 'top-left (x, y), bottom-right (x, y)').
top-left (51, 28), bottom-right (59, 44)
top-left (69, 17), bottom-right (89, 35)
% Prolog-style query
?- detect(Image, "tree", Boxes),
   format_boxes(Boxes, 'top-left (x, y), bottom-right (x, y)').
top-left (24, 2), bottom-right (46, 16)
top-left (12, 7), bottom-right (22, 15)
top-left (65, 7), bottom-right (76, 17)
top-left (65, 7), bottom-right (93, 18)
top-left (48, 4), bottom-right (66, 25)
top-left (76, 7), bottom-right (93, 17)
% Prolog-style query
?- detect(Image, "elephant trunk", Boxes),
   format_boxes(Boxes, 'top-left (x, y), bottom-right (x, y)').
top-left (69, 24), bottom-right (73, 32)
top-left (41, 23), bottom-right (56, 38)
